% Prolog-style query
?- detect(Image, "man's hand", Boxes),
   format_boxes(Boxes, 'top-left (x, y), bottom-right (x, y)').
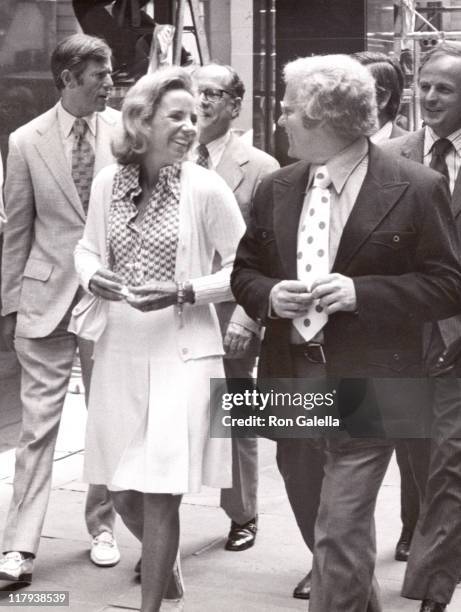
top-left (270, 280), bottom-right (312, 319)
top-left (2, 312), bottom-right (17, 352)
top-left (126, 281), bottom-right (177, 312)
top-left (89, 268), bottom-right (125, 301)
top-left (224, 322), bottom-right (254, 357)
top-left (311, 274), bottom-right (357, 314)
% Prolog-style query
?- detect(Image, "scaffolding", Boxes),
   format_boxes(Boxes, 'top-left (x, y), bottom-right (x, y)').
top-left (393, 0), bottom-right (461, 129)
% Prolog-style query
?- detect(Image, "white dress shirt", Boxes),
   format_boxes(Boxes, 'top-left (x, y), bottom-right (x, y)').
top-left (289, 137), bottom-right (369, 343)
top-left (194, 131), bottom-right (231, 169)
top-left (57, 101), bottom-right (97, 169)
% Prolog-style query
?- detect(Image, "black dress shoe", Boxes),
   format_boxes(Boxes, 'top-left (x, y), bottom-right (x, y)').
top-left (395, 528), bottom-right (412, 562)
top-left (293, 571), bottom-right (311, 600)
top-left (225, 517), bottom-right (257, 551)
top-left (420, 599), bottom-right (447, 612)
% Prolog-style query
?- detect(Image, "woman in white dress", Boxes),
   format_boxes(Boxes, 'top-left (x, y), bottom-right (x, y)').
top-left (73, 66), bottom-right (246, 612)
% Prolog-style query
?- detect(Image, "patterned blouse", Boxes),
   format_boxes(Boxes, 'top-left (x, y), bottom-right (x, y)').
top-left (107, 162), bottom-right (181, 286)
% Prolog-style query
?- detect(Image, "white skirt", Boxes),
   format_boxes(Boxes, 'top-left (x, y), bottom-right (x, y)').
top-left (84, 301), bottom-right (231, 494)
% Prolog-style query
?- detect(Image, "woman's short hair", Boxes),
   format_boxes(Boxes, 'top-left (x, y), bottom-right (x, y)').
top-left (51, 33), bottom-right (112, 91)
top-left (112, 66), bottom-right (195, 165)
top-left (283, 54), bottom-right (378, 140)
top-left (353, 51), bottom-right (404, 122)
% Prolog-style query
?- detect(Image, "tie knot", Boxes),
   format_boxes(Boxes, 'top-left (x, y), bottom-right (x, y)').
top-left (73, 117), bottom-right (88, 138)
top-left (313, 165), bottom-right (331, 190)
top-left (431, 138), bottom-right (452, 158)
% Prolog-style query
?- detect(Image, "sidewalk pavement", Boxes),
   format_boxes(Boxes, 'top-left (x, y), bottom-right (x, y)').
top-left (0, 387), bottom-right (459, 612)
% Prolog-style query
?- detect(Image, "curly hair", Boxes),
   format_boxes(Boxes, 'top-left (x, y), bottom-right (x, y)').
top-left (112, 66), bottom-right (195, 165)
top-left (283, 54), bottom-right (378, 140)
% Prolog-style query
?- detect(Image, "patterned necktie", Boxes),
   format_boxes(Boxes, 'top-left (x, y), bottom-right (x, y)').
top-left (196, 143), bottom-right (209, 168)
top-left (294, 165), bottom-right (331, 342)
top-left (72, 118), bottom-right (95, 214)
top-left (429, 138), bottom-right (453, 181)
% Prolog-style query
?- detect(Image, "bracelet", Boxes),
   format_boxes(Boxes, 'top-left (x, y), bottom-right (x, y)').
top-left (176, 281), bottom-right (195, 327)
top-left (176, 281), bottom-right (195, 306)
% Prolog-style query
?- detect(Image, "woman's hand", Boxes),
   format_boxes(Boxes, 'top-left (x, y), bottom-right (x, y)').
top-left (126, 281), bottom-right (177, 312)
top-left (89, 268), bottom-right (125, 301)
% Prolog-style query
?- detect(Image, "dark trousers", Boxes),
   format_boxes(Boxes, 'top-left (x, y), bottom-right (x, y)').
top-left (275, 352), bottom-right (393, 612)
top-left (402, 376), bottom-right (461, 604)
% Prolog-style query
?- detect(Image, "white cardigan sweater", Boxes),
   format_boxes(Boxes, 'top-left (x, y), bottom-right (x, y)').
top-left (74, 161), bottom-right (247, 361)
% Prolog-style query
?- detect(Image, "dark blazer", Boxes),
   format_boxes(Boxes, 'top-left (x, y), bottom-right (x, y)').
top-left (231, 142), bottom-right (461, 382)
top-left (383, 129), bottom-right (461, 356)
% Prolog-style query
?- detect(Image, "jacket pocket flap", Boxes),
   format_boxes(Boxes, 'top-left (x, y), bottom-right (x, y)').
top-left (369, 231), bottom-right (416, 249)
top-left (255, 226), bottom-right (275, 244)
top-left (23, 259), bottom-right (53, 281)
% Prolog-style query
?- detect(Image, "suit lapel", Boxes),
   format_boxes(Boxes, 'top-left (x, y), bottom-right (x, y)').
top-left (451, 168), bottom-right (461, 218)
top-left (34, 104), bottom-right (85, 220)
top-left (398, 128), bottom-right (425, 164)
top-left (273, 161), bottom-right (310, 279)
top-left (333, 144), bottom-right (409, 273)
top-left (216, 132), bottom-right (247, 193)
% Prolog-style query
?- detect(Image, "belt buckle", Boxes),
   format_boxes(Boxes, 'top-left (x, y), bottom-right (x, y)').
top-left (306, 342), bottom-right (326, 364)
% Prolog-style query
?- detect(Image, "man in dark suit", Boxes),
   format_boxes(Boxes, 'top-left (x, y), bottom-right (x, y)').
top-left (354, 50), bottom-right (428, 567)
top-left (384, 41), bottom-right (461, 612)
top-left (194, 63), bottom-right (279, 551)
top-left (0, 34), bottom-right (120, 583)
top-left (231, 53), bottom-right (461, 612)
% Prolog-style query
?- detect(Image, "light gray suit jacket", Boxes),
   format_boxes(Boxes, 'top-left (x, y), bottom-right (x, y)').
top-left (1, 102), bottom-right (119, 338)
top-left (214, 131), bottom-right (279, 335)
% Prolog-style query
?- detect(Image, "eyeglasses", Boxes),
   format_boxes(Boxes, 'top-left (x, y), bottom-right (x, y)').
top-left (198, 88), bottom-right (233, 103)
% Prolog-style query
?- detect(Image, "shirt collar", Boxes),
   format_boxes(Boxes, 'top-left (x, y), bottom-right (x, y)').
top-left (197, 130), bottom-right (231, 164)
top-left (58, 100), bottom-right (97, 138)
top-left (113, 162), bottom-right (182, 202)
top-left (370, 121), bottom-right (393, 144)
top-left (424, 125), bottom-right (461, 158)
top-left (308, 137), bottom-right (368, 194)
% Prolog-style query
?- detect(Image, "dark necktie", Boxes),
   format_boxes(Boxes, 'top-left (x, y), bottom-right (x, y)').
top-left (72, 118), bottom-right (95, 214)
top-left (196, 143), bottom-right (209, 168)
top-left (429, 138), bottom-right (453, 181)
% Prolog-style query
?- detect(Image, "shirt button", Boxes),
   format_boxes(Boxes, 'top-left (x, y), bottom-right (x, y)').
top-left (393, 235), bottom-right (400, 243)
top-left (181, 348), bottom-right (189, 355)
top-left (261, 231), bottom-right (268, 239)
top-left (393, 353), bottom-right (400, 361)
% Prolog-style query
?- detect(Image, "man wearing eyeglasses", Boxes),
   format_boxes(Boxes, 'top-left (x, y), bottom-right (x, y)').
top-left (193, 63), bottom-right (279, 553)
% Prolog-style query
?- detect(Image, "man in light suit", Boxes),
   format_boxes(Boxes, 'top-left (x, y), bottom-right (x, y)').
top-left (193, 63), bottom-right (279, 551)
top-left (384, 41), bottom-right (461, 612)
top-left (0, 34), bottom-right (120, 583)
top-left (231, 54), bottom-right (461, 612)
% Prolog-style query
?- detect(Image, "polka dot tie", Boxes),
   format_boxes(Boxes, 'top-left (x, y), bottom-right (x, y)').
top-left (294, 165), bottom-right (331, 341)
top-left (71, 118), bottom-right (95, 215)
top-left (195, 143), bottom-right (209, 168)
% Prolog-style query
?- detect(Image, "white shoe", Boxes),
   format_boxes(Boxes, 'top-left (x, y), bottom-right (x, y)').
top-left (90, 531), bottom-right (120, 567)
top-left (0, 552), bottom-right (33, 582)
